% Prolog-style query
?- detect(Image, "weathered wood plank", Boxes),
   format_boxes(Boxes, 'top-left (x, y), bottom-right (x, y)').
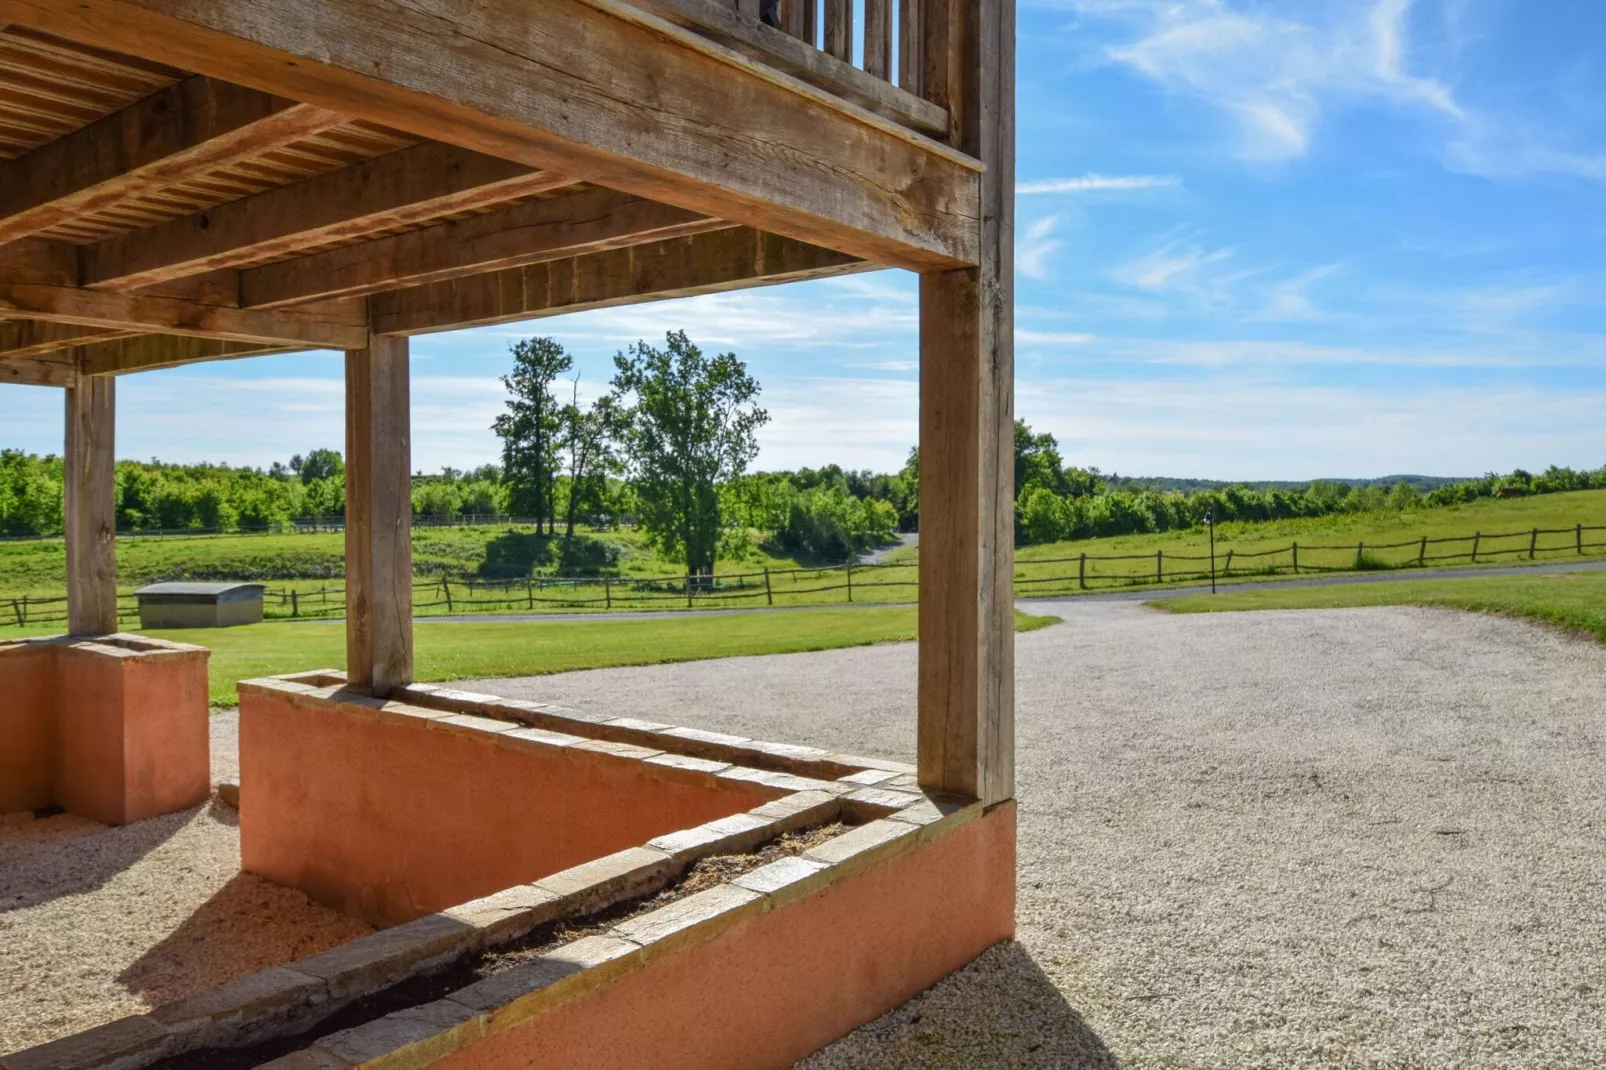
top-left (344, 333), bottom-right (413, 697)
top-left (82, 144), bottom-right (575, 290)
top-left (64, 373), bottom-right (117, 635)
top-left (898, 0), bottom-right (922, 95)
top-left (824, 0), bottom-right (852, 62)
top-left (242, 189), bottom-right (734, 309)
top-left (76, 334), bottom-right (295, 376)
top-left (0, 319), bottom-right (126, 359)
top-left (0, 74), bottom-right (346, 243)
top-left (0, 283), bottom-right (369, 348)
top-left (864, 0), bottom-right (892, 80)
top-left (4, 0), bottom-right (979, 269)
top-left (0, 354), bottom-right (79, 386)
top-left (370, 226), bottom-right (867, 335)
top-left (626, 0), bottom-right (944, 134)
top-left (917, 0), bottom-right (1013, 805)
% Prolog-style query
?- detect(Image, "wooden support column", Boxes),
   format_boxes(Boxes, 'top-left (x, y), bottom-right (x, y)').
top-left (344, 333), bottom-right (413, 696)
top-left (917, 0), bottom-right (1014, 805)
top-left (65, 374), bottom-right (117, 635)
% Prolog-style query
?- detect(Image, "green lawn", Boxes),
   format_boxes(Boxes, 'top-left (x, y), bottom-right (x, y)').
top-left (1160, 569), bottom-right (1606, 644)
top-left (881, 488), bottom-right (1606, 597)
top-left (0, 607), bottom-right (1060, 706)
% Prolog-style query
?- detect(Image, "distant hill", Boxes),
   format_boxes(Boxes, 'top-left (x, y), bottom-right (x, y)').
top-left (1105, 474), bottom-right (1471, 494)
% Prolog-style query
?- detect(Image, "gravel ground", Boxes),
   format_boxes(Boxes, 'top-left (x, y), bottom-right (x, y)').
top-left (0, 712), bottom-right (369, 1055)
top-left (455, 601), bottom-right (1606, 1068)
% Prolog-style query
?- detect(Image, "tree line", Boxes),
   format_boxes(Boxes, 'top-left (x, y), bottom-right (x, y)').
top-left (4, 333), bottom-right (1605, 568)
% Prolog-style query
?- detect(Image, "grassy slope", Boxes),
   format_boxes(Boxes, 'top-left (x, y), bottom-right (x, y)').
top-left (0, 607), bottom-right (1060, 705)
top-left (1161, 569), bottom-right (1606, 644)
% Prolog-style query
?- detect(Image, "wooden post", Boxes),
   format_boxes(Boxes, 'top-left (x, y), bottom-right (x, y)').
top-left (604, 577), bottom-right (612, 609)
top-left (1356, 541), bottom-right (1364, 568)
top-left (527, 576), bottom-right (534, 609)
top-left (764, 567), bottom-right (773, 605)
top-left (1156, 550), bottom-right (1162, 584)
top-left (1078, 552), bottom-right (1086, 589)
top-left (917, 0), bottom-right (1014, 806)
top-left (291, 589), bottom-right (300, 618)
top-left (1419, 536), bottom-right (1428, 566)
top-left (1578, 523), bottom-right (1584, 555)
top-left (846, 562), bottom-right (854, 602)
top-left (1529, 528), bottom-right (1538, 559)
top-left (1471, 532), bottom-right (1480, 563)
top-left (1291, 542), bottom-right (1299, 573)
top-left (1224, 549), bottom-right (1233, 575)
top-left (345, 334), bottom-right (413, 697)
top-left (65, 374), bottom-right (117, 636)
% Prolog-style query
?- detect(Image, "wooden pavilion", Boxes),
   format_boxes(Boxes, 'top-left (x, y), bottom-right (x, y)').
top-left (0, 1), bottom-right (1016, 1064)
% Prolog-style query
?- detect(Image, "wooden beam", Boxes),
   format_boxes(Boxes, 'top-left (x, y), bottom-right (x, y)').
top-left (82, 144), bottom-right (576, 290)
top-left (370, 226), bottom-right (867, 335)
top-left (345, 333), bottom-right (413, 697)
top-left (917, 0), bottom-right (1013, 805)
top-left (242, 188), bottom-right (733, 309)
top-left (4, 0), bottom-right (981, 270)
top-left (0, 74), bottom-right (347, 243)
top-left (64, 373), bottom-right (117, 635)
top-left (76, 334), bottom-right (297, 376)
top-left (0, 354), bottom-right (79, 387)
top-left (0, 320), bottom-right (127, 359)
top-left (0, 283), bottom-right (368, 347)
top-left (627, 0), bottom-right (946, 134)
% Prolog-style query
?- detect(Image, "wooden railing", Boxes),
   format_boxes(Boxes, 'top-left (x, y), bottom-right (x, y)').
top-left (626, 0), bottom-right (950, 138)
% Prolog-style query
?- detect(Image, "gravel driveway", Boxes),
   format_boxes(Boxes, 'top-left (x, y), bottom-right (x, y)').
top-left (457, 601), bottom-right (1606, 1068)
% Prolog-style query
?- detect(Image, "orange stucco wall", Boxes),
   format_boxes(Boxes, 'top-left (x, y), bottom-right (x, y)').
top-left (0, 635), bottom-right (210, 824)
top-left (435, 802), bottom-right (1017, 1070)
top-left (240, 691), bottom-right (778, 927)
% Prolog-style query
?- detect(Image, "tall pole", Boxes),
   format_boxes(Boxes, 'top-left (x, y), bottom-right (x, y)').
top-left (1206, 509), bottom-right (1217, 595)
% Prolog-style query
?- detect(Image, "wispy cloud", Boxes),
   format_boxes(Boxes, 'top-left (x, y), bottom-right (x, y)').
top-left (1018, 216), bottom-right (1063, 280)
top-left (1018, 174), bottom-right (1180, 193)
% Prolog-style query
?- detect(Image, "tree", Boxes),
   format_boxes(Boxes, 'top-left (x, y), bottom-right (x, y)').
top-left (291, 448), bottom-right (344, 484)
top-left (1014, 420), bottom-right (1066, 497)
top-left (557, 376), bottom-right (623, 542)
top-left (492, 337), bottom-right (572, 534)
top-left (610, 331), bottom-right (767, 583)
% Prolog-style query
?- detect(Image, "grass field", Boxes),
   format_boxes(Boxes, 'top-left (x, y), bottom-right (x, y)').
top-left (0, 607), bottom-right (1060, 705)
top-left (1161, 569), bottom-right (1606, 644)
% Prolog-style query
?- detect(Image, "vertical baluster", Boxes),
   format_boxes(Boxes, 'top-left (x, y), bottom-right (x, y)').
top-left (865, 0), bottom-right (892, 79)
top-left (898, 0), bottom-right (922, 93)
top-left (825, 0), bottom-right (852, 61)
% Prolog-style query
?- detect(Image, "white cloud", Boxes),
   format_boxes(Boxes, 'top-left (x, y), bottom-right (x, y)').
top-left (1018, 329), bottom-right (1097, 346)
top-left (1018, 174), bottom-right (1180, 193)
top-left (1018, 215), bottom-right (1063, 280)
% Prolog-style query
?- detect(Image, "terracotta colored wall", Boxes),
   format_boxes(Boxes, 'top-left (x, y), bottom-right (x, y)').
top-left (435, 803), bottom-right (1018, 1070)
top-left (0, 637), bottom-right (209, 824)
top-left (240, 692), bottom-right (776, 927)
top-left (0, 645), bottom-right (55, 814)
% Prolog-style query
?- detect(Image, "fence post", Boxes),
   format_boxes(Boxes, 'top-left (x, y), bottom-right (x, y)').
top-left (1419, 536), bottom-right (1428, 566)
top-left (1529, 528), bottom-right (1538, 560)
top-left (526, 577), bottom-right (533, 610)
top-left (764, 568), bottom-right (773, 606)
top-left (1579, 523), bottom-right (1585, 555)
top-left (1356, 541), bottom-right (1364, 568)
top-left (1078, 552), bottom-right (1086, 590)
top-left (687, 575), bottom-right (693, 608)
top-left (846, 563), bottom-right (853, 602)
top-left (1291, 542), bottom-right (1298, 574)
top-left (443, 578), bottom-right (453, 613)
top-left (604, 578), bottom-right (612, 610)
top-left (1471, 532), bottom-right (1480, 563)
top-left (1156, 550), bottom-right (1162, 584)
top-left (12, 596), bottom-right (23, 628)
top-left (291, 590), bottom-right (299, 618)
top-left (1224, 549), bottom-right (1233, 575)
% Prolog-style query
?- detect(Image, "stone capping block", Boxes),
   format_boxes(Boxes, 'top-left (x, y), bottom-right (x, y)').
top-left (292, 914), bottom-right (475, 1001)
top-left (0, 1014), bottom-right (173, 1070)
top-left (440, 884), bottom-right (566, 948)
top-left (800, 818), bottom-right (921, 880)
top-left (149, 966), bottom-right (325, 1051)
top-left (312, 999), bottom-right (483, 1069)
top-left (533, 846), bottom-right (678, 915)
top-left (610, 883), bottom-right (764, 959)
top-left (445, 935), bottom-right (642, 1034)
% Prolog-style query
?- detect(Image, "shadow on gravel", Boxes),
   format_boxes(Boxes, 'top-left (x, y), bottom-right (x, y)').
top-left (796, 940), bottom-right (1118, 1069)
top-left (0, 805), bottom-right (196, 914)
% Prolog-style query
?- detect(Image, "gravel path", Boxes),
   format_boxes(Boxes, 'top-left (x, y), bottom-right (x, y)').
top-left (0, 713), bottom-right (369, 1055)
top-left (456, 601), bottom-right (1606, 1068)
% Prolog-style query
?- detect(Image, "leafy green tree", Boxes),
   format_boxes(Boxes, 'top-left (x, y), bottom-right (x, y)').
top-left (291, 448), bottom-right (344, 484)
top-left (557, 377), bottom-right (623, 543)
top-left (610, 331), bottom-right (767, 583)
top-left (493, 337), bottom-right (572, 533)
top-left (1014, 420), bottom-right (1067, 496)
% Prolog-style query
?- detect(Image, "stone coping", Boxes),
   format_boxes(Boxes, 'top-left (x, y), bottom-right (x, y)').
top-left (0, 674), bottom-right (974, 1070)
top-left (0, 632), bottom-right (209, 662)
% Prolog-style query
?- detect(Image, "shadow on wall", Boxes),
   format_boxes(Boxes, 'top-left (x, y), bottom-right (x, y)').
top-left (0, 804), bottom-right (197, 914)
top-left (115, 869), bottom-right (371, 1006)
top-left (795, 940), bottom-right (1118, 1069)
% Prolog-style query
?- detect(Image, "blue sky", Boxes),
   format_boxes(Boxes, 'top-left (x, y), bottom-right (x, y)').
top-left (5, 0), bottom-right (1606, 479)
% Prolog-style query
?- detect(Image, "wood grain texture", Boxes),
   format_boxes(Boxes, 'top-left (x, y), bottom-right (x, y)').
top-left (864, 0), bottom-right (892, 80)
top-left (82, 144), bottom-right (575, 290)
top-left (4, 0), bottom-right (979, 269)
top-left (64, 373), bottom-right (117, 635)
top-left (241, 189), bottom-right (733, 308)
top-left (344, 333), bottom-right (413, 697)
top-left (628, 0), bottom-right (942, 132)
top-left (76, 334), bottom-right (295, 375)
top-left (0, 74), bottom-right (346, 243)
top-left (370, 226), bottom-right (867, 335)
top-left (917, 0), bottom-right (1014, 806)
top-left (0, 283), bottom-right (369, 347)
top-left (824, 0), bottom-right (852, 61)
top-left (0, 320), bottom-right (126, 359)
top-left (0, 355), bottom-right (79, 386)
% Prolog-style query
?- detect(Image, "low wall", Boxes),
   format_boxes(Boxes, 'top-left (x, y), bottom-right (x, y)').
top-left (241, 684), bottom-right (787, 927)
top-left (0, 634), bottom-right (210, 824)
